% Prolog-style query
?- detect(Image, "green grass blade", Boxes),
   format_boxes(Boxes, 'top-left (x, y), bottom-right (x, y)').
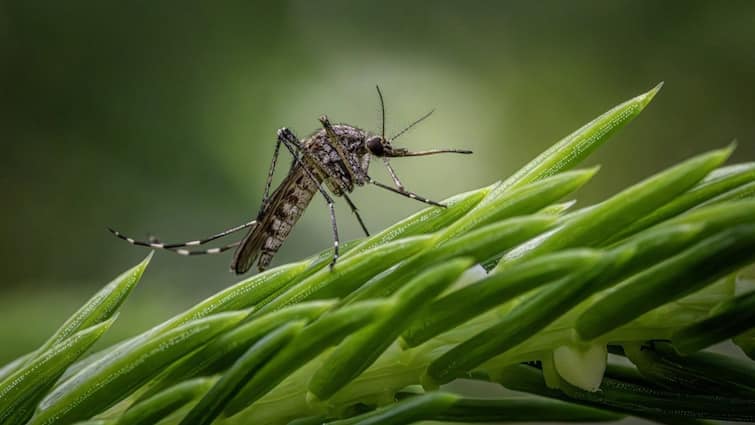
top-left (117, 377), bottom-right (214, 425)
top-left (607, 161), bottom-right (755, 242)
top-left (223, 300), bottom-right (393, 417)
top-left (402, 249), bottom-right (603, 348)
top-left (440, 168), bottom-right (598, 240)
top-left (424, 255), bottom-right (613, 387)
top-left (538, 200), bottom-right (577, 215)
top-left (576, 224), bottom-right (755, 341)
top-left (499, 83), bottom-right (662, 192)
top-left (344, 185), bottom-right (491, 255)
top-left (30, 311), bottom-right (246, 425)
top-left (433, 215), bottom-right (558, 263)
top-left (734, 328), bottom-right (755, 361)
top-left (308, 259), bottom-right (473, 401)
top-left (624, 342), bottom-right (755, 398)
top-left (672, 198), bottom-right (755, 229)
top-left (0, 353), bottom-right (33, 383)
top-left (28, 254), bottom-right (149, 369)
top-left (612, 199), bottom-right (755, 257)
top-left (495, 146), bottom-right (733, 270)
top-left (179, 322), bottom-right (304, 425)
top-left (603, 223), bottom-right (707, 285)
top-left (0, 318), bottom-right (115, 425)
top-left (140, 301), bottom-right (335, 400)
top-left (327, 391), bottom-right (620, 424)
top-left (499, 364), bottom-right (755, 422)
top-left (346, 214), bottom-right (558, 303)
top-left (345, 168), bottom-right (597, 304)
top-left (436, 396), bottom-right (622, 422)
top-left (254, 236), bottom-right (432, 315)
top-left (60, 260), bottom-right (307, 383)
top-left (673, 290), bottom-right (755, 354)
top-left (159, 262), bottom-right (309, 328)
top-left (288, 416), bottom-right (327, 425)
top-left (698, 180), bottom-right (755, 207)
top-left (325, 392), bottom-right (459, 425)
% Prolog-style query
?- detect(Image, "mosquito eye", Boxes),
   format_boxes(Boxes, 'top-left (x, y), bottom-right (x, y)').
top-left (366, 137), bottom-right (384, 156)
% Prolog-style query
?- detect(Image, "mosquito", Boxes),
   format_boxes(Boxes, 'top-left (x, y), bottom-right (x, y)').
top-left (109, 87), bottom-right (472, 274)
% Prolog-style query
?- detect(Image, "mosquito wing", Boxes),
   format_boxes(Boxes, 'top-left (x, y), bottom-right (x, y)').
top-left (229, 220), bottom-right (265, 274)
top-left (230, 166), bottom-right (317, 274)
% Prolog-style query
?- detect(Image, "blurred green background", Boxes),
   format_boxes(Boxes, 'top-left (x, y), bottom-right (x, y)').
top-left (1, 1), bottom-right (753, 363)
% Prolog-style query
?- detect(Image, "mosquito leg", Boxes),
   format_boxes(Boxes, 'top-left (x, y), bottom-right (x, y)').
top-left (381, 157), bottom-right (406, 190)
top-left (368, 177), bottom-right (446, 208)
top-left (318, 115), bottom-right (360, 183)
top-left (278, 128), bottom-right (342, 268)
top-left (257, 135), bottom-right (285, 218)
top-left (318, 115), bottom-right (338, 141)
top-left (278, 127), bottom-right (305, 150)
top-left (343, 193), bottom-right (370, 237)
top-left (325, 198), bottom-right (340, 269)
top-left (108, 220), bottom-right (255, 251)
top-left (174, 241), bottom-right (241, 256)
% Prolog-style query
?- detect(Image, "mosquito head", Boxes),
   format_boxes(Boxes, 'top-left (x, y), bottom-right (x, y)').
top-left (365, 133), bottom-right (471, 159)
top-left (365, 135), bottom-right (407, 157)
top-left (365, 135), bottom-right (387, 156)
top-left (369, 86), bottom-right (472, 159)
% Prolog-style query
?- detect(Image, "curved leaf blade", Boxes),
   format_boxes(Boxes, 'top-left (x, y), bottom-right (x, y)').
top-left (402, 249), bottom-right (603, 347)
top-left (117, 377), bottom-right (214, 425)
top-left (308, 258), bottom-right (473, 401)
top-left (577, 224), bottom-right (755, 340)
top-left (223, 300), bottom-right (392, 417)
top-left (496, 146), bottom-right (733, 270)
top-left (178, 323), bottom-right (304, 425)
top-left (141, 301), bottom-right (334, 399)
top-left (500, 83), bottom-right (662, 192)
top-left (31, 311), bottom-right (246, 425)
top-left (0, 319), bottom-right (115, 425)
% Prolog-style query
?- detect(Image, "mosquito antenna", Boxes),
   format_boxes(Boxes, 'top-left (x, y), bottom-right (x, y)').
top-left (376, 85), bottom-right (386, 138)
top-left (389, 109), bottom-right (435, 141)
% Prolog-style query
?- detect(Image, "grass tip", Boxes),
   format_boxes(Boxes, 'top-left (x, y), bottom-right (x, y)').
top-left (727, 139), bottom-right (738, 151)
top-left (571, 165), bottom-right (601, 183)
top-left (143, 250), bottom-right (155, 264)
top-left (714, 142), bottom-right (737, 161)
top-left (637, 81), bottom-right (664, 108)
top-left (304, 391), bottom-right (321, 408)
top-left (585, 164), bottom-right (602, 175)
top-left (99, 312), bottom-right (119, 328)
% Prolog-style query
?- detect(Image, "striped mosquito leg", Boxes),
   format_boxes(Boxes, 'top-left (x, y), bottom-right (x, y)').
top-left (108, 220), bottom-right (255, 252)
top-left (174, 241), bottom-right (241, 256)
top-left (368, 178), bottom-right (447, 208)
top-left (278, 128), bottom-right (341, 268)
top-left (381, 157), bottom-right (406, 190)
top-left (325, 196), bottom-right (340, 269)
top-left (257, 136), bottom-right (284, 217)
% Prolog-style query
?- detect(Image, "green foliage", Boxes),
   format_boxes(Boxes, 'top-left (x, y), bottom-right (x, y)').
top-left (2, 84), bottom-right (754, 425)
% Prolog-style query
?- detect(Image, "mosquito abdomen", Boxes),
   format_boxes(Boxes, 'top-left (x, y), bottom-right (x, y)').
top-left (257, 170), bottom-right (318, 271)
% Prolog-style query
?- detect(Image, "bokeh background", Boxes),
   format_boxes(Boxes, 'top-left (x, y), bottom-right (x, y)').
top-left (1, 1), bottom-right (753, 363)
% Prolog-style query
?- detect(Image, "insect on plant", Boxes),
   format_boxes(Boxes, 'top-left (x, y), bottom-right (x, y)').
top-left (110, 87), bottom-right (473, 274)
